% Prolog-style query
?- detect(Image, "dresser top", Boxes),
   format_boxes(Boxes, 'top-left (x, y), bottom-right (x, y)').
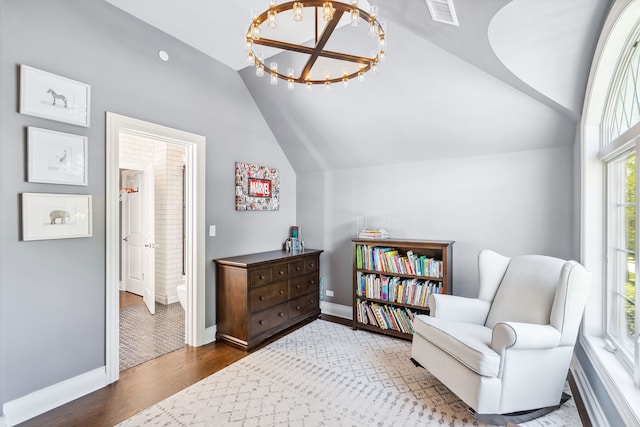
top-left (214, 249), bottom-right (322, 268)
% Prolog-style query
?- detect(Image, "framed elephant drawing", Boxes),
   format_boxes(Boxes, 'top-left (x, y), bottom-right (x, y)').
top-left (22, 193), bottom-right (92, 241)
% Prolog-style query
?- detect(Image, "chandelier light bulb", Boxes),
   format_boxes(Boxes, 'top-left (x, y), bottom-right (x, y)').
top-left (342, 71), bottom-right (349, 87)
top-left (251, 22), bottom-right (260, 40)
top-left (370, 5), bottom-right (378, 20)
top-left (256, 54), bottom-right (264, 77)
top-left (293, 2), bottom-right (304, 22)
top-left (245, 38), bottom-right (253, 52)
top-left (287, 68), bottom-right (295, 91)
top-left (323, 2), bottom-right (335, 22)
top-left (351, 7), bottom-right (359, 27)
top-left (369, 20), bottom-right (377, 38)
top-left (378, 50), bottom-right (386, 61)
top-left (358, 65), bottom-right (365, 82)
top-left (268, 9), bottom-right (277, 29)
top-left (247, 51), bottom-right (255, 64)
top-left (270, 62), bottom-right (278, 85)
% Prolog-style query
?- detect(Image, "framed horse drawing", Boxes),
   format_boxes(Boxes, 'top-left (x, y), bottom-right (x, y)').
top-left (19, 65), bottom-right (91, 127)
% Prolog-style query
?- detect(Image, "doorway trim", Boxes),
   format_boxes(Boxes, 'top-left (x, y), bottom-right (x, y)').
top-left (106, 112), bottom-right (206, 384)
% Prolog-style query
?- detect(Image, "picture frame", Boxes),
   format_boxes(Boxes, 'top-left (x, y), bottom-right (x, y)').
top-left (235, 161), bottom-right (280, 211)
top-left (20, 65), bottom-right (91, 127)
top-left (28, 127), bottom-right (88, 186)
top-left (22, 193), bottom-right (92, 241)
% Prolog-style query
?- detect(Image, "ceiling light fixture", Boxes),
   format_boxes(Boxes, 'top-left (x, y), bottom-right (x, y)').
top-left (246, 1), bottom-right (386, 89)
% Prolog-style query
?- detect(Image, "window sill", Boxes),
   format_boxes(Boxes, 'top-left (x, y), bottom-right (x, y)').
top-left (578, 334), bottom-right (640, 426)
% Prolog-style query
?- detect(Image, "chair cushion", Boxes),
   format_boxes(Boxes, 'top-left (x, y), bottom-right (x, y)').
top-left (413, 314), bottom-right (500, 377)
top-left (485, 255), bottom-right (566, 329)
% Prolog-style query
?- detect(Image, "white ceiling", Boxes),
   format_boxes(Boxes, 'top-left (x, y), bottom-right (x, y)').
top-left (103, 0), bottom-right (610, 172)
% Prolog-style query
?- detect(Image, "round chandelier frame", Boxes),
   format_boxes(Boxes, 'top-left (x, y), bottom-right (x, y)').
top-left (246, 1), bottom-right (386, 88)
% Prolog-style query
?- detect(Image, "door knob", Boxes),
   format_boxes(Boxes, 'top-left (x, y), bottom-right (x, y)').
top-left (123, 237), bottom-right (128, 242)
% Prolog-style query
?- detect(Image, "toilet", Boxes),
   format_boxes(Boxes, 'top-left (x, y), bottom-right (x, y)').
top-left (177, 284), bottom-right (187, 310)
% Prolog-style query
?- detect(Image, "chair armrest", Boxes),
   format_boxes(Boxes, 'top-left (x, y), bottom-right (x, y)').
top-left (429, 294), bottom-right (491, 325)
top-left (491, 322), bottom-right (561, 353)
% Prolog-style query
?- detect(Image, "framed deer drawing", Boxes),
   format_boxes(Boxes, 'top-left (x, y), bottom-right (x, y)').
top-left (27, 127), bottom-right (88, 186)
top-left (20, 65), bottom-right (91, 127)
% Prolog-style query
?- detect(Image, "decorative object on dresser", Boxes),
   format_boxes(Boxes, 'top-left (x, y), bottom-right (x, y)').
top-left (352, 238), bottom-right (453, 340)
top-left (215, 249), bottom-right (322, 350)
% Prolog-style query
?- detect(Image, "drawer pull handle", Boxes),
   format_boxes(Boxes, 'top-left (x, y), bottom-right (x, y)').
top-left (296, 285), bottom-right (301, 289)
top-left (310, 263), bottom-right (315, 268)
top-left (296, 306), bottom-right (301, 310)
top-left (310, 300), bottom-right (315, 304)
top-left (296, 266), bottom-right (301, 271)
top-left (279, 290), bottom-right (284, 294)
top-left (279, 312), bottom-right (284, 317)
top-left (259, 275), bottom-right (265, 280)
top-left (259, 296), bottom-right (265, 301)
top-left (310, 280), bottom-right (315, 285)
top-left (279, 270), bottom-right (285, 275)
top-left (259, 320), bottom-right (264, 325)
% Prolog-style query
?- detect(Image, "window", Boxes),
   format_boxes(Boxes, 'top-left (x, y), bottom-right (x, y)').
top-left (601, 20), bottom-right (640, 385)
top-left (605, 149), bottom-right (638, 377)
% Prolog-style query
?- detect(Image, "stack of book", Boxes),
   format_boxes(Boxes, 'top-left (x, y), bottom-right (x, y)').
top-left (358, 228), bottom-right (390, 240)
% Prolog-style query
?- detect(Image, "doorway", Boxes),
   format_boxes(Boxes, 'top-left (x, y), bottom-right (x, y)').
top-left (105, 112), bottom-right (206, 384)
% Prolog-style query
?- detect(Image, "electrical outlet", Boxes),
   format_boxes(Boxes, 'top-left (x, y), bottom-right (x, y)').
top-left (209, 225), bottom-right (216, 236)
top-left (325, 290), bottom-right (334, 297)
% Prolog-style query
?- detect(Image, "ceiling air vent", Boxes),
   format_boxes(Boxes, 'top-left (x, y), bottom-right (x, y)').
top-left (425, 0), bottom-right (459, 26)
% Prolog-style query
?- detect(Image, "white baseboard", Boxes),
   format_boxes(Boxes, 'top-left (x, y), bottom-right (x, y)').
top-left (2, 367), bottom-right (106, 426)
top-left (320, 301), bottom-right (352, 320)
top-left (203, 324), bottom-right (216, 345)
top-left (570, 355), bottom-right (610, 427)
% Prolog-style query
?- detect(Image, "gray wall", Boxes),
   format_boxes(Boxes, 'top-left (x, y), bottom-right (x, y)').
top-left (1, 0), bottom-right (5, 417)
top-left (2, 0), bottom-right (295, 402)
top-left (299, 146), bottom-right (576, 305)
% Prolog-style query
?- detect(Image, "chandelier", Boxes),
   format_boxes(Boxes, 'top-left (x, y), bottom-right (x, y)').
top-left (246, 1), bottom-right (386, 90)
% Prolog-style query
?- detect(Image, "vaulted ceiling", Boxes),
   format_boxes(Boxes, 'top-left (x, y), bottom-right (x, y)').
top-left (105, 0), bottom-right (610, 172)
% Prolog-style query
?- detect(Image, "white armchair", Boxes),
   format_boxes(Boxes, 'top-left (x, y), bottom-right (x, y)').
top-left (411, 250), bottom-right (591, 418)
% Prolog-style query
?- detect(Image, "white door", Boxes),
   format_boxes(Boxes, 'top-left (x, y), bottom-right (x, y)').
top-left (121, 168), bottom-right (156, 314)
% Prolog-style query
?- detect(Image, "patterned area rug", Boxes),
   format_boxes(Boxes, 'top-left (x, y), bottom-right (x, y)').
top-left (120, 302), bottom-right (185, 371)
top-left (118, 319), bottom-right (581, 426)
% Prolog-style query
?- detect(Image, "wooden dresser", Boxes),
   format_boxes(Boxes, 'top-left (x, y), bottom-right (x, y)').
top-left (214, 249), bottom-right (322, 350)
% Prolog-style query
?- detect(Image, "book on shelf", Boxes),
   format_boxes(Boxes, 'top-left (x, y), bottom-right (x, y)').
top-left (355, 244), bottom-right (443, 278)
top-left (356, 272), bottom-right (442, 308)
top-left (356, 298), bottom-right (417, 335)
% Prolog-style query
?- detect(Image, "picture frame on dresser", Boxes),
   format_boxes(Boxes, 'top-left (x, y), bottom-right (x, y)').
top-left (22, 193), bottom-right (92, 241)
top-left (27, 127), bottom-right (88, 186)
top-left (20, 64), bottom-right (91, 127)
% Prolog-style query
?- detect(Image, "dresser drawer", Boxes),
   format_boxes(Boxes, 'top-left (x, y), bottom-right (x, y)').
top-left (250, 301), bottom-right (289, 338)
top-left (305, 257), bottom-right (319, 272)
top-left (249, 268), bottom-right (272, 288)
top-left (289, 260), bottom-right (305, 277)
top-left (250, 280), bottom-right (288, 313)
top-left (290, 272), bottom-right (319, 299)
top-left (272, 263), bottom-right (289, 281)
top-left (290, 293), bottom-right (318, 319)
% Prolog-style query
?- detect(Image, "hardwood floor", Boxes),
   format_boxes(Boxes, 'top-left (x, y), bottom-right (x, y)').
top-left (119, 291), bottom-right (143, 308)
